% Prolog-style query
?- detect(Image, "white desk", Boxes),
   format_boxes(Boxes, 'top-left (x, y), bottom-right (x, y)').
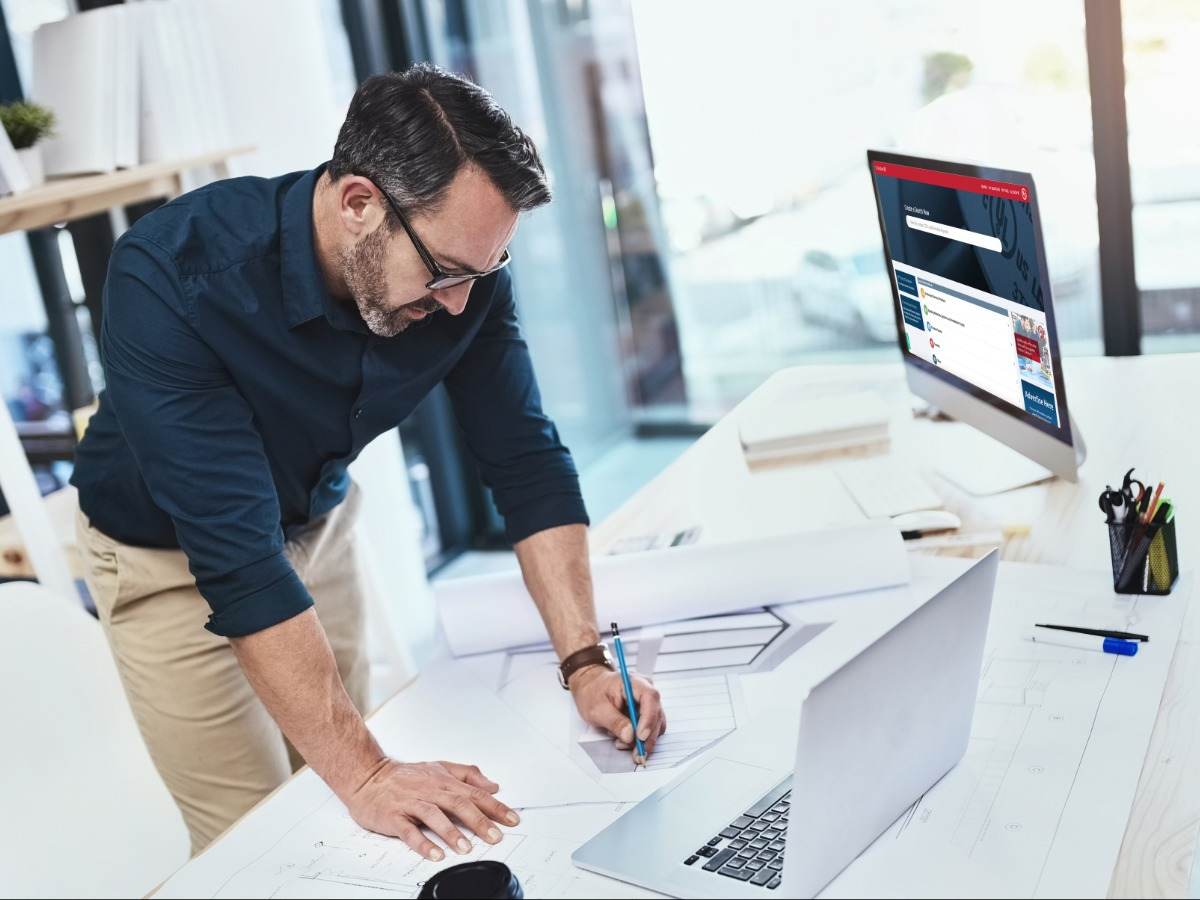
top-left (157, 355), bottom-right (1200, 898)
top-left (589, 356), bottom-right (1200, 899)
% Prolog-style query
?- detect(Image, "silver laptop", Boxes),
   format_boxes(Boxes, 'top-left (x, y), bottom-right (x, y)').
top-left (573, 550), bottom-right (998, 898)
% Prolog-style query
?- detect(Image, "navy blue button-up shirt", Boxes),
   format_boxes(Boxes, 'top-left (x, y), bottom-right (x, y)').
top-left (72, 165), bottom-right (588, 637)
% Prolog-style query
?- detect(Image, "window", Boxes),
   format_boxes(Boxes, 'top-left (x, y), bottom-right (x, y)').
top-left (1124, 0), bottom-right (1200, 352)
top-left (1, 0), bottom-right (75, 446)
top-left (630, 0), bottom-right (1103, 411)
top-left (413, 0), bottom-right (637, 464)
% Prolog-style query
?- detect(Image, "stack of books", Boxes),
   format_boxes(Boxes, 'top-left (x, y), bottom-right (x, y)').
top-left (738, 386), bottom-right (891, 464)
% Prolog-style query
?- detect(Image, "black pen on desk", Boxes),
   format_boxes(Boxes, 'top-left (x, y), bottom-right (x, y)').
top-left (1035, 623), bottom-right (1149, 643)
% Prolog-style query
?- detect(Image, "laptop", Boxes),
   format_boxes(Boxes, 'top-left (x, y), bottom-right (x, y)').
top-left (573, 550), bottom-right (999, 897)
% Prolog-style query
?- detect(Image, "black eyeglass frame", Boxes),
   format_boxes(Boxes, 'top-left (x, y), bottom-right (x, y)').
top-left (368, 177), bottom-right (512, 290)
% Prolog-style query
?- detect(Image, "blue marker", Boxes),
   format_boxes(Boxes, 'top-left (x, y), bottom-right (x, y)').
top-left (1102, 638), bottom-right (1139, 656)
top-left (610, 622), bottom-right (646, 762)
top-left (1029, 630), bottom-right (1138, 656)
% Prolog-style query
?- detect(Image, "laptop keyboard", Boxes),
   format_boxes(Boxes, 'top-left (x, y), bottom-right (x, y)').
top-left (682, 777), bottom-right (792, 888)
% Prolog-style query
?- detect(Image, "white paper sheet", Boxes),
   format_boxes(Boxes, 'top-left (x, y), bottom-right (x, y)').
top-left (460, 609), bottom-right (831, 803)
top-left (363, 661), bottom-right (610, 810)
top-left (819, 566), bottom-right (1191, 899)
top-left (576, 674), bottom-right (740, 775)
top-left (437, 525), bottom-right (908, 656)
top-left (157, 792), bottom-right (657, 899)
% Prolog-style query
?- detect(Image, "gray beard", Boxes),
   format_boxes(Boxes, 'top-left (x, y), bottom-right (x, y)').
top-left (342, 227), bottom-right (439, 337)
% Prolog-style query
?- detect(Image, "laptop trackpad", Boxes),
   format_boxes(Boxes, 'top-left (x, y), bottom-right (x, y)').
top-left (660, 756), bottom-right (781, 821)
top-left (572, 754), bottom-right (785, 881)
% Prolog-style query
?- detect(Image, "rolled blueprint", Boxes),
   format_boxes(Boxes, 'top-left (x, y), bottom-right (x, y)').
top-left (436, 522), bottom-right (909, 656)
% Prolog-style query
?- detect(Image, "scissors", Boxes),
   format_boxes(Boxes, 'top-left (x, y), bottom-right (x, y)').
top-left (1099, 468), bottom-right (1147, 524)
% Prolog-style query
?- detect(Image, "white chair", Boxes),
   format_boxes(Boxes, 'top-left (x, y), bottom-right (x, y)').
top-left (0, 582), bottom-right (189, 899)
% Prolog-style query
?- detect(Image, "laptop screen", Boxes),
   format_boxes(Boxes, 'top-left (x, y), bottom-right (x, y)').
top-left (867, 152), bottom-right (1072, 444)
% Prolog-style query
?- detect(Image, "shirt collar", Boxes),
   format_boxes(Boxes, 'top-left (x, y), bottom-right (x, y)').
top-left (280, 163), bottom-right (369, 334)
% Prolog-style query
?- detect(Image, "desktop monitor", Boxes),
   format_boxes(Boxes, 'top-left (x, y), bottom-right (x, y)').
top-left (866, 150), bottom-right (1085, 489)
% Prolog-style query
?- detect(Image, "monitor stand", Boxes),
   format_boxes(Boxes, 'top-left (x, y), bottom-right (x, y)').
top-left (927, 416), bottom-right (1086, 496)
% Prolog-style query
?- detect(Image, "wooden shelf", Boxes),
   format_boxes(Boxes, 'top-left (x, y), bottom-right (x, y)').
top-left (0, 145), bottom-right (254, 235)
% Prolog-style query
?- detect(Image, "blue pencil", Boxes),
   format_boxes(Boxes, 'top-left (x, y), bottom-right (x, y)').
top-left (611, 622), bottom-right (646, 762)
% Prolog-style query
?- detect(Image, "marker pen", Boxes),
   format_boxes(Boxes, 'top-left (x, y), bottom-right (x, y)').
top-left (1028, 631), bottom-right (1138, 657)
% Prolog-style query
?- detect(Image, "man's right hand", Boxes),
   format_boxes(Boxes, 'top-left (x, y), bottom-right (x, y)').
top-left (346, 758), bottom-right (520, 860)
top-left (229, 612), bottom-right (518, 861)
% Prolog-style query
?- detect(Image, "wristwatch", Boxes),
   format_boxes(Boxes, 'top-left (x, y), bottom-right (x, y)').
top-left (557, 642), bottom-right (614, 690)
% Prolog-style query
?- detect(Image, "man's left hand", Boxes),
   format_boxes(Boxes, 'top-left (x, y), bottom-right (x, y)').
top-left (569, 666), bottom-right (667, 764)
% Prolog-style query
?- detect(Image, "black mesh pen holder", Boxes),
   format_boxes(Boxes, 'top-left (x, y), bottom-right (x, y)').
top-left (1109, 516), bottom-right (1179, 595)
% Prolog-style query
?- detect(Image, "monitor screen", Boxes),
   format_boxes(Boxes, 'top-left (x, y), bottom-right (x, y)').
top-left (867, 152), bottom-right (1072, 445)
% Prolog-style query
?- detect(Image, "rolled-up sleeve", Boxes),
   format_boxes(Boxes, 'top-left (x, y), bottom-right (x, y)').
top-left (100, 235), bottom-right (312, 636)
top-left (444, 269), bottom-right (589, 543)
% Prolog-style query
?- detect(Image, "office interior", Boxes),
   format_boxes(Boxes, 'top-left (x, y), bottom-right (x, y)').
top-left (0, 1), bottom-right (1198, 898)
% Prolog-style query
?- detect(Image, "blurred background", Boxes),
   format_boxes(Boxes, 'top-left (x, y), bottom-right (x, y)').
top-left (0, 0), bottom-right (1196, 609)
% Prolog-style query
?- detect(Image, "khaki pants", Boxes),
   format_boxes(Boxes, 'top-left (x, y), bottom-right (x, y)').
top-left (75, 488), bottom-right (369, 855)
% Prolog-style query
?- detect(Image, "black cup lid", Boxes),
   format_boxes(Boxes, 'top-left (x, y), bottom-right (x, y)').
top-left (417, 860), bottom-right (523, 899)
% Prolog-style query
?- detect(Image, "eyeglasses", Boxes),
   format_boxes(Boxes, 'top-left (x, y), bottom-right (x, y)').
top-left (369, 178), bottom-right (511, 290)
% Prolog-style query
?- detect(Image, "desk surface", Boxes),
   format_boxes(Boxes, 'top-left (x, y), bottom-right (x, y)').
top-left (163, 355), bottom-right (1200, 898)
top-left (589, 355), bottom-right (1200, 899)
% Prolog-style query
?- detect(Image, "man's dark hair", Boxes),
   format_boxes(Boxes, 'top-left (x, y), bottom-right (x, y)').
top-left (328, 64), bottom-right (551, 219)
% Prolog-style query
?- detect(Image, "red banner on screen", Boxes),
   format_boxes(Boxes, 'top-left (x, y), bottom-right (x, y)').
top-left (872, 161), bottom-right (1030, 202)
top-left (1014, 333), bottom-right (1041, 362)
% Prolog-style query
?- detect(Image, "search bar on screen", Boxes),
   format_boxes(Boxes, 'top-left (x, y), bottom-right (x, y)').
top-left (905, 215), bottom-right (1002, 253)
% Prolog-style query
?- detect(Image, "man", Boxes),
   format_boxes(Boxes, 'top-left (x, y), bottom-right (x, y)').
top-left (71, 64), bottom-right (666, 859)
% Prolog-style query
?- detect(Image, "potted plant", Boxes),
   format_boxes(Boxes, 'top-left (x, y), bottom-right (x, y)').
top-left (0, 101), bottom-right (56, 187)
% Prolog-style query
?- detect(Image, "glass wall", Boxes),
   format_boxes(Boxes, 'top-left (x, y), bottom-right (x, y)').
top-left (630, 0), bottom-right (1104, 412)
top-left (0, 233), bottom-right (57, 422)
top-left (1, 0), bottom-right (78, 498)
top-left (418, 0), bottom-right (637, 464)
top-left (1123, 0), bottom-right (1200, 353)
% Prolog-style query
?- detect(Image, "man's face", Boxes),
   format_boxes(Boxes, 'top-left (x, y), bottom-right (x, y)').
top-left (339, 165), bottom-right (519, 338)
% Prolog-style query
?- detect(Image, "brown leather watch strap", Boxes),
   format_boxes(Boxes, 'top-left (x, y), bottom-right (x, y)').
top-left (557, 643), bottom-right (614, 690)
